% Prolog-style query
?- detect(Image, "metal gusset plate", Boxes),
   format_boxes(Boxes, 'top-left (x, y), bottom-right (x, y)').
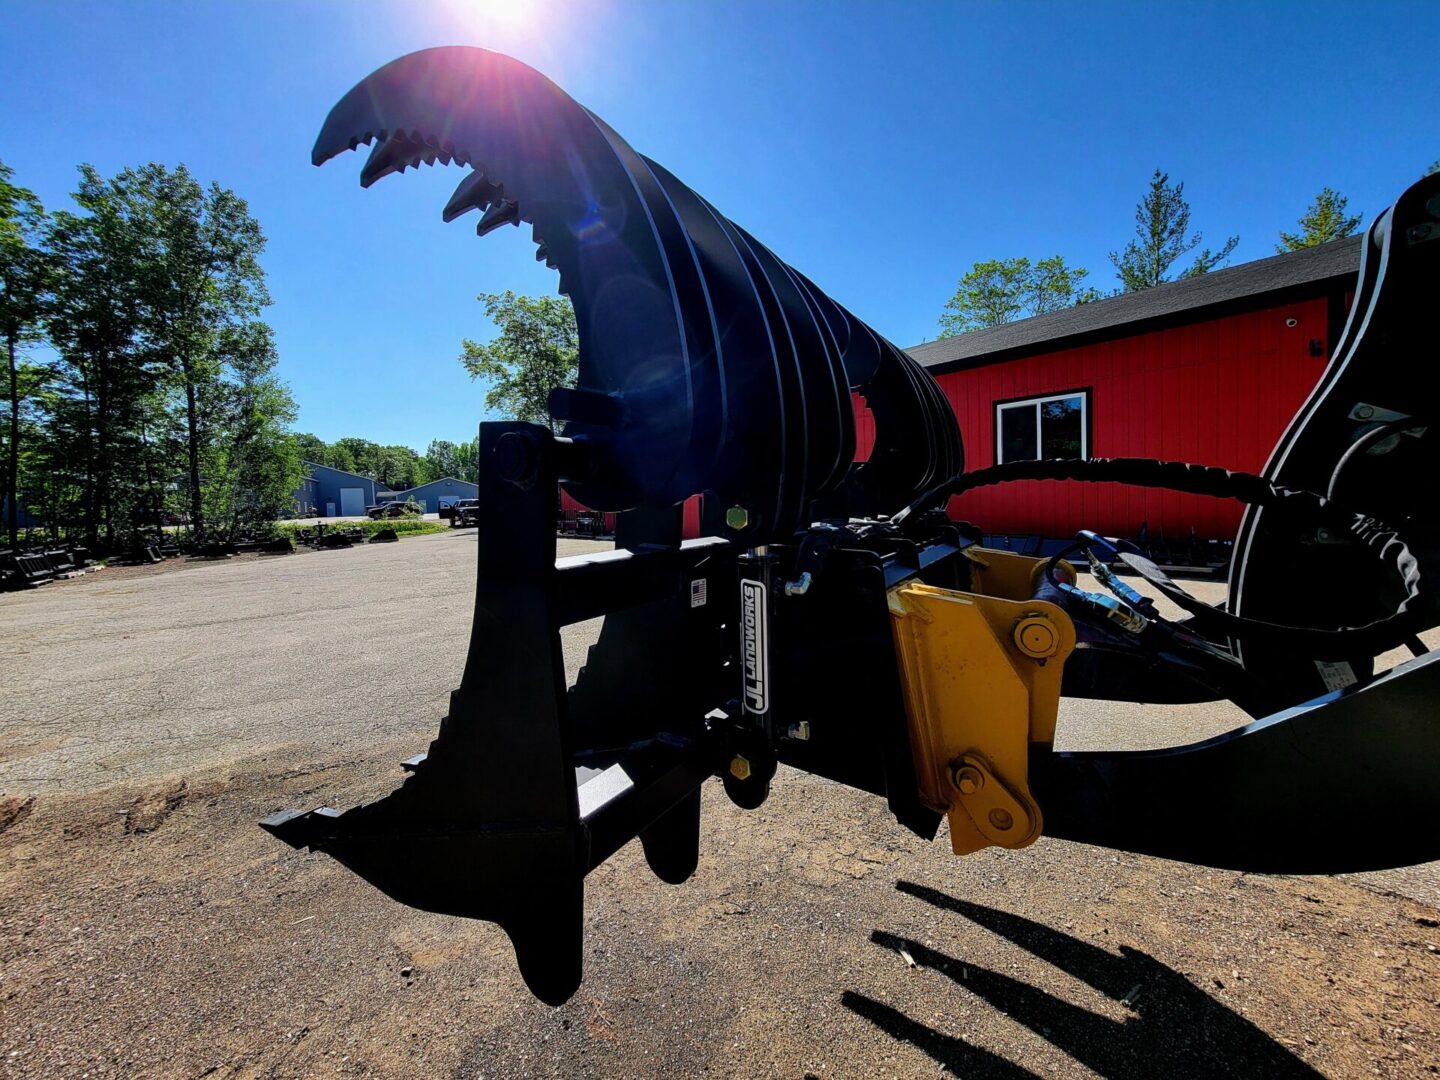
top-left (312, 47), bottom-right (961, 540)
top-left (1033, 650), bottom-right (1440, 873)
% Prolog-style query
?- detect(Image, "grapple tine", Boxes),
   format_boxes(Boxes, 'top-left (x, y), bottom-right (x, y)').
top-left (261, 424), bottom-right (729, 1003)
top-left (307, 46), bottom-right (961, 539)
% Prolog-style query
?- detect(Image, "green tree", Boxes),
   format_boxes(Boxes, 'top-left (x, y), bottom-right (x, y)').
top-left (331, 436), bottom-right (378, 476)
top-left (46, 166), bottom-right (153, 547)
top-left (17, 381), bottom-right (84, 541)
top-left (1425, 159), bottom-right (1439, 178)
top-left (293, 432), bottom-right (328, 466)
top-left (939, 256), bottom-right (1095, 337)
top-left (459, 291), bottom-right (578, 431)
top-left (421, 438), bottom-right (461, 482)
top-left (1277, 187), bottom-right (1361, 252)
top-left (203, 370), bottom-right (302, 537)
top-left (1028, 256), bottom-right (1095, 315)
top-left (122, 163), bottom-right (275, 541)
top-left (20, 162), bottom-right (295, 550)
top-left (374, 445), bottom-right (422, 489)
top-left (1110, 169), bottom-right (1238, 292)
top-left (0, 161), bottom-right (52, 549)
top-left (453, 436), bottom-right (479, 483)
top-left (940, 259), bottom-right (1029, 334)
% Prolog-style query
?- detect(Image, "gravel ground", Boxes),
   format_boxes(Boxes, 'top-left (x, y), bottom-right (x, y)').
top-left (2, 533), bottom-right (1438, 1078)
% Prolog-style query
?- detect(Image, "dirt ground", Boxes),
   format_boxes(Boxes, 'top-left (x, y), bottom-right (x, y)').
top-left (3, 533), bottom-right (1439, 1079)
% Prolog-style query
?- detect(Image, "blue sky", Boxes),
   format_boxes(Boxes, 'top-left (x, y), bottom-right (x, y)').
top-left (4, 1), bottom-right (1437, 452)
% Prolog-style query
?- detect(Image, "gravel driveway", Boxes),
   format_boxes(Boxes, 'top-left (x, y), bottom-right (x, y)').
top-left (2, 534), bottom-right (1437, 1078)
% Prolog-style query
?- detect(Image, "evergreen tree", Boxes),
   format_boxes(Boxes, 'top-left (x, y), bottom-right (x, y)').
top-left (1110, 169), bottom-right (1238, 291)
top-left (1277, 187), bottom-right (1361, 251)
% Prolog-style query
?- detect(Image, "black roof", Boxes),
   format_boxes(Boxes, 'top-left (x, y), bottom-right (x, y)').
top-left (907, 234), bottom-right (1362, 374)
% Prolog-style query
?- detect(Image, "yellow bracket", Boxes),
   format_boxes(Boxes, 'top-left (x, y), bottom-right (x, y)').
top-left (888, 549), bottom-right (1076, 856)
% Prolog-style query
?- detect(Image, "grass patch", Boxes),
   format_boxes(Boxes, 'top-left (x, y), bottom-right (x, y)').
top-left (274, 518), bottom-right (451, 542)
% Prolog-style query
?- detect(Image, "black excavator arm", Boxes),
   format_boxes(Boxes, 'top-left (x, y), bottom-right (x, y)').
top-left (263, 47), bottom-right (1440, 1005)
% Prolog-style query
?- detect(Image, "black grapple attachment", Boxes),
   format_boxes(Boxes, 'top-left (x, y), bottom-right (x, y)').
top-left (263, 46), bottom-right (957, 1004)
top-left (265, 47), bottom-right (1440, 1005)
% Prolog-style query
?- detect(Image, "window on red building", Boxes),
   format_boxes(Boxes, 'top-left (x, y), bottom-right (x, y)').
top-left (996, 391), bottom-right (1088, 463)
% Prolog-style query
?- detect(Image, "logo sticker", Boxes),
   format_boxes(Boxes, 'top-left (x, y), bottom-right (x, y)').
top-left (690, 577), bottom-right (707, 608)
top-left (740, 578), bottom-right (768, 713)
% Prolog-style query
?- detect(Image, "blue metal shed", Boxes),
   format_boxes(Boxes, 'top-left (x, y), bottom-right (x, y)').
top-left (392, 476), bottom-right (479, 513)
top-left (294, 461), bottom-right (382, 517)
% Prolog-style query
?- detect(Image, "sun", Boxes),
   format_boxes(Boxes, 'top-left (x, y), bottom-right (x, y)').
top-left (474, 0), bottom-right (537, 28)
top-left (402, 0), bottom-right (598, 73)
top-left (431, 0), bottom-right (547, 34)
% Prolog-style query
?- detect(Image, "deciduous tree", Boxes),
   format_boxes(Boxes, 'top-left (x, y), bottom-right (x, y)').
top-left (123, 163), bottom-right (275, 541)
top-left (1, 161), bottom-right (53, 549)
top-left (938, 256), bottom-right (1095, 337)
top-left (459, 291), bottom-right (578, 431)
top-left (46, 167), bottom-right (152, 547)
top-left (422, 438), bottom-right (461, 483)
top-left (204, 370), bottom-right (302, 537)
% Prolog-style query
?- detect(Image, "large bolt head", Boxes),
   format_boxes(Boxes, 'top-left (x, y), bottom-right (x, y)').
top-left (725, 505), bottom-right (750, 531)
top-left (953, 766), bottom-right (984, 795)
top-left (494, 431), bottom-right (538, 483)
top-left (729, 754), bottom-right (752, 781)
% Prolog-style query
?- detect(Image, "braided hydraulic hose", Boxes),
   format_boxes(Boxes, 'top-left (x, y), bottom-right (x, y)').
top-left (891, 457), bottom-right (1424, 659)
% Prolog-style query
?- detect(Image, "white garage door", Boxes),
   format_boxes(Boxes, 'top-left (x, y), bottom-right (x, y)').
top-left (339, 487), bottom-right (365, 516)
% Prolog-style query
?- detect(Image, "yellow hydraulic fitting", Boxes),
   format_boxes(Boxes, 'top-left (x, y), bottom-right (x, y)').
top-left (888, 559), bottom-right (1075, 856)
top-left (728, 754), bottom-right (752, 781)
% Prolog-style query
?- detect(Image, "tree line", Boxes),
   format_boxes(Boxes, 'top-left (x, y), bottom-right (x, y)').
top-left (0, 157), bottom-right (495, 548)
top-left (293, 433), bottom-right (480, 489)
top-left (1, 158), bottom-right (298, 551)
top-left (938, 170), bottom-right (1388, 337)
top-left (287, 289), bottom-right (581, 497)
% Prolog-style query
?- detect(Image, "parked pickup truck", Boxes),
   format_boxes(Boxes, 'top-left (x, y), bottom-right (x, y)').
top-left (450, 499), bottom-right (480, 528)
top-left (366, 501), bottom-right (414, 519)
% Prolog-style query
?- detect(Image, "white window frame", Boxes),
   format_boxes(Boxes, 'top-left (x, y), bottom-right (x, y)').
top-left (995, 391), bottom-right (1089, 464)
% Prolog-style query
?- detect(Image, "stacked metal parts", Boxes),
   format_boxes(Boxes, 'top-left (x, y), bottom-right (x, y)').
top-left (312, 46), bottom-right (962, 538)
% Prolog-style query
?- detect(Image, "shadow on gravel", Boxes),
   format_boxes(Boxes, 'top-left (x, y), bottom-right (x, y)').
top-left (844, 880), bottom-right (1322, 1079)
top-left (839, 991), bottom-right (1041, 1078)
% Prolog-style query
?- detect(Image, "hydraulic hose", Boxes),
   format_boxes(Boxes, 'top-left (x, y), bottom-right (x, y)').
top-left (891, 457), bottom-right (1425, 658)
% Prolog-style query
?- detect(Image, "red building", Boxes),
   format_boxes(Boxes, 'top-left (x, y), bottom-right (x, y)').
top-left (880, 234), bottom-right (1362, 546)
top-left (569, 237), bottom-right (1360, 548)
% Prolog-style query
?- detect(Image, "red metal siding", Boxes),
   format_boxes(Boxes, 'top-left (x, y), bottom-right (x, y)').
top-left (566, 299), bottom-right (1327, 544)
top-left (857, 298), bottom-right (1331, 541)
top-left (559, 488), bottom-right (617, 533)
top-left (682, 495), bottom-right (702, 538)
top-left (561, 489), bottom-right (703, 538)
